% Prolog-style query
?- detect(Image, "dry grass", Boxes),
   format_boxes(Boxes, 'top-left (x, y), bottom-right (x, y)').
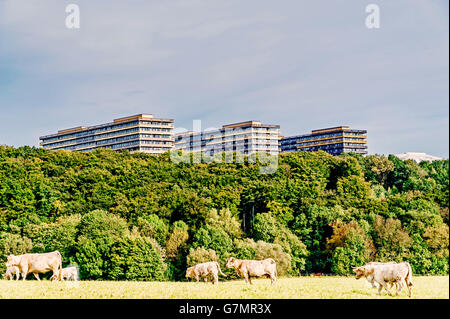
top-left (0, 276), bottom-right (448, 299)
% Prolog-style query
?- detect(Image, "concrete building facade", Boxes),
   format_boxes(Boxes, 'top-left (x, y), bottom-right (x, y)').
top-left (280, 126), bottom-right (367, 155)
top-left (174, 120), bottom-right (280, 156)
top-left (39, 114), bottom-right (174, 154)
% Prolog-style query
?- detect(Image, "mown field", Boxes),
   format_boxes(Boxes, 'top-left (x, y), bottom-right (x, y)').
top-left (0, 276), bottom-right (448, 299)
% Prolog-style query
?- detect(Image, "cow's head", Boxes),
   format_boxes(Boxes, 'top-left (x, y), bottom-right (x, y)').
top-left (185, 267), bottom-right (194, 279)
top-left (352, 266), bottom-right (374, 279)
top-left (226, 257), bottom-right (237, 269)
top-left (5, 254), bottom-right (19, 268)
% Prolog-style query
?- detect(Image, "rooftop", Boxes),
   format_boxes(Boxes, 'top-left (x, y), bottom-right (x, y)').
top-left (395, 152), bottom-right (444, 163)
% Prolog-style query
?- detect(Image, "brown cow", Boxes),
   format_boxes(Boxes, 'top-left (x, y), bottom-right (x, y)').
top-left (185, 262), bottom-right (226, 284)
top-left (6, 251), bottom-right (63, 281)
top-left (353, 262), bottom-right (413, 297)
top-left (226, 257), bottom-right (277, 285)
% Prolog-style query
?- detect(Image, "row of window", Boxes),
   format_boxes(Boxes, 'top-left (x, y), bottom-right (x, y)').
top-left (140, 121), bottom-right (172, 126)
top-left (141, 146), bottom-right (172, 151)
top-left (288, 131), bottom-right (366, 142)
top-left (141, 127), bottom-right (172, 132)
top-left (343, 143), bottom-right (367, 147)
top-left (42, 121), bottom-right (140, 143)
top-left (298, 137), bottom-right (366, 147)
top-left (52, 134), bottom-right (140, 151)
top-left (42, 127), bottom-right (141, 148)
top-left (141, 140), bottom-right (171, 145)
top-left (44, 131), bottom-right (173, 149)
top-left (42, 120), bottom-right (173, 144)
top-left (176, 129), bottom-right (278, 141)
top-left (176, 137), bottom-right (278, 146)
top-left (141, 133), bottom-right (172, 138)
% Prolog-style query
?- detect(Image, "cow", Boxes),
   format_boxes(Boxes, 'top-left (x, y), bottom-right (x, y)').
top-left (366, 262), bottom-right (398, 289)
top-left (226, 257), bottom-right (277, 285)
top-left (353, 262), bottom-right (413, 297)
top-left (185, 261), bottom-right (226, 284)
top-left (3, 266), bottom-right (20, 281)
top-left (6, 251), bottom-right (63, 281)
top-left (51, 266), bottom-right (78, 281)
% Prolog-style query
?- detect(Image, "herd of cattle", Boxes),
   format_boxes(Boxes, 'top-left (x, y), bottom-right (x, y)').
top-left (2, 250), bottom-right (414, 297)
top-left (3, 251), bottom-right (77, 282)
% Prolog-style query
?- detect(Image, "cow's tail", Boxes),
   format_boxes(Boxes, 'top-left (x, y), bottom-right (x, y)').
top-left (56, 251), bottom-right (62, 281)
top-left (405, 262), bottom-right (413, 286)
top-left (216, 262), bottom-right (226, 277)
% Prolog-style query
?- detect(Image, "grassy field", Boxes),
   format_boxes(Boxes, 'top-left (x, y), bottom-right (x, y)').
top-left (0, 276), bottom-right (448, 299)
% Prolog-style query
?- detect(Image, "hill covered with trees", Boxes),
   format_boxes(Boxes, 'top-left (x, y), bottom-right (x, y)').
top-left (0, 146), bottom-right (448, 280)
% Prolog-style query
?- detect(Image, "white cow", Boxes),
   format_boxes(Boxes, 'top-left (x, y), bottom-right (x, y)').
top-left (226, 257), bottom-right (277, 285)
top-left (3, 266), bottom-right (20, 281)
top-left (6, 251), bottom-right (63, 281)
top-left (51, 266), bottom-right (78, 281)
top-left (353, 262), bottom-right (413, 297)
top-left (185, 262), bottom-right (226, 284)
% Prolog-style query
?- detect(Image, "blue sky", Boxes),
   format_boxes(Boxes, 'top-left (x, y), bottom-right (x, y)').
top-left (0, 0), bottom-right (448, 157)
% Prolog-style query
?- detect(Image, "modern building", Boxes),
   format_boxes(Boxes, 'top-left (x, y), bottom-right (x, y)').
top-left (395, 152), bottom-right (443, 163)
top-left (174, 120), bottom-right (280, 155)
top-left (280, 126), bottom-right (367, 155)
top-left (39, 114), bottom-right (174, 154)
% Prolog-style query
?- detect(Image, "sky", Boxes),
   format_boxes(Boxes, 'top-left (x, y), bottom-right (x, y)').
top-left (0, 0), bottom-right (448, 157)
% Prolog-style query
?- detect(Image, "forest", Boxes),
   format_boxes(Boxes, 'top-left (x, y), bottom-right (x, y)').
top-left (0, 145), bottom-right (448, 281)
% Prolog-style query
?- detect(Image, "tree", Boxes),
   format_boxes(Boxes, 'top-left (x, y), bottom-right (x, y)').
top-left (0, 233), bottom-right (33, 273)
top-left (326, 220), bottom-right (375, 274)
top-left (186, 247), bottom-right (219, 267)
top-left (108, 235), bottom-right (166, 281)
top-left (165, 221), bottom-right (189, 260)
top-left (135, 214), bottom-right (169, 245)
top-left (371, 215), bottom-right (412, 261)
top-left (252, 213), bottom-right (308, 274)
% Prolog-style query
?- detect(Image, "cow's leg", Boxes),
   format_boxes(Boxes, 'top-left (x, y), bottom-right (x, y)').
top-left (269, 273), bottom-right (276, 285)
top-left (396, 280), bottom-right (404, 295)
top-left (377, 283), bottom-right (383, 296)
top-left (15, 273), bottom-right (20, 281)
top-left (395, 281), bottom-right (403, 296)
top-left (33, 273), bottom-right (40, 281)
top-left (243, 272), bottom-right (250, 285)
top-left (21, 267), bottom-right (28, 281)
top-left (212, 273), bottom-right (218, 285)
top-left (404, 277), bottom-right (413, 298)
top-left (380, 281), bottom-right (391, 296)
top-left (406, 282), bottom-right (413, 298)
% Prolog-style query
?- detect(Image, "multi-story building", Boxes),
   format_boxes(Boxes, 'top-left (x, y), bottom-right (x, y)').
top-left (39, 114), bottom-right (174, 154)
top-left (174, 120), bottom-right (280, 155)
top-left (280, 126), bottom-right (367, 155)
